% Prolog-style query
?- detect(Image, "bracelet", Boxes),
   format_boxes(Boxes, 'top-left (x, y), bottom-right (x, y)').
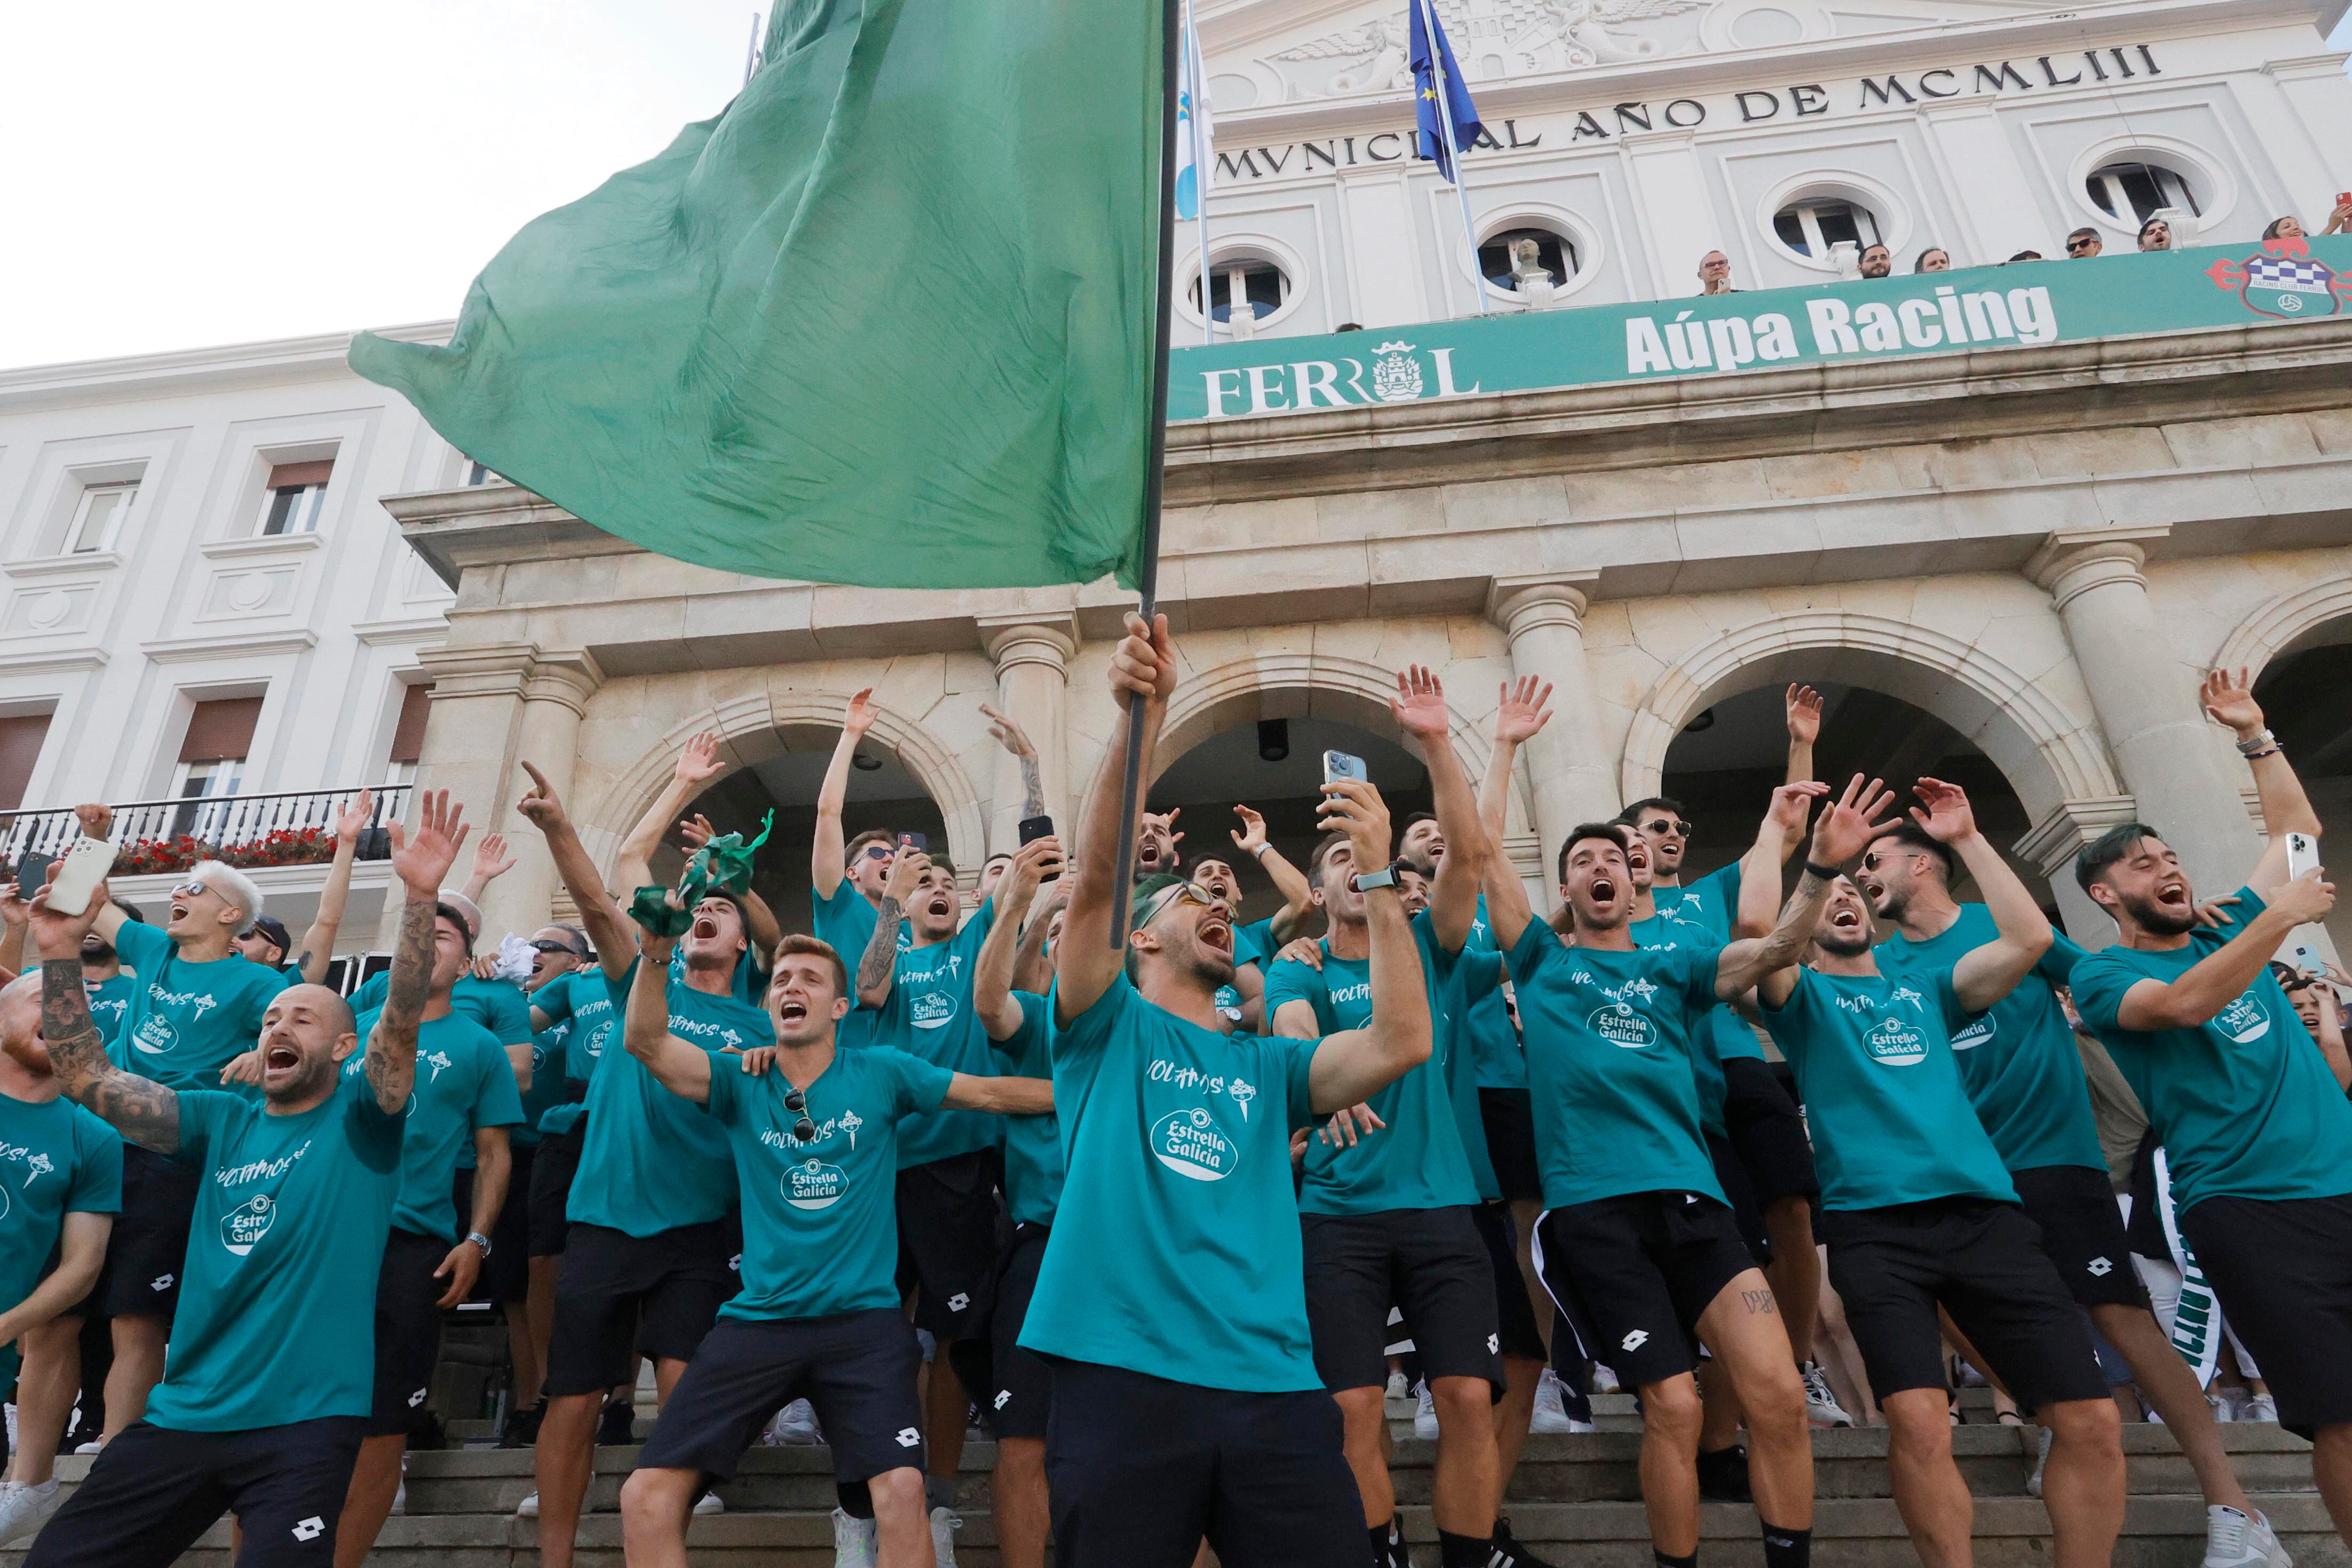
top-left (2236, 728), bottom-right (2277, 757)
top-left (1801, 860), bottom-right (1842, 883)
top-left (467, 1231), bottom-right (494, 1258)
top-left (1250, 842), bottom-right (1273, 858)
top-left (2240, 746), bottom-right (2282, 761)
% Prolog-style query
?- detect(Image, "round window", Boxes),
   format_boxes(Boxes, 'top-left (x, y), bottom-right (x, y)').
top-left (1478, 227), bottom-right (1578, 292)
top-left (1190, 260), bottom-right (1288, 324)
top-left (2085, 159), bottom-right (2201, 225)
top-left (1772, 196), bottom-right (1883, 260)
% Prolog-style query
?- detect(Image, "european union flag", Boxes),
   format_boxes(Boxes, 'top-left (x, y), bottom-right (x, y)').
top-left (1408, 0), bottom-right (1483, 183)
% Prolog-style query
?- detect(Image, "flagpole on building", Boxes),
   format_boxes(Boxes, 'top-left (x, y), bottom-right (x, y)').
top-left (1414, 0), bottom-right (1490, 318)
top-left (1107, 0), bottom-right (1185, 950)
top-left (1186, 1), bottom-right (1214, 347)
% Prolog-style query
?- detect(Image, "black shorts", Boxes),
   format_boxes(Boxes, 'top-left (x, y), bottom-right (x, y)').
top-left (893, 1150), bottom-right (1004, 1341)
top-left (986, 1223), bottom-right (1054, 1440)
top-left (453, 1143), bottom-right (534, 1304)
top-left (1300, 1207), bottom-right (1501, 1394)
top-left (2179, 1191), bottom-right (2352, 1439)
top-left (528, 1122), bottom-right (584, 1259)
top-left (367, 1228), bottom-right (449, 1437)
top-left (1822, 1197), bottom-right (2109, 1415)
top-left (21, 1415), bottom-right (366, 1568)
top-left (1044, 1357), bottom-right (1365, 1568)
top-left (1477, 1089), bottom-right (1540, 1204)
top-left (1707, 1133), bottom-right (1773, 1266)
top-left (2012, 1164), bottom-right (2147, 1310)
top-left (1722, 1057), bottom-right (1819, 1206)
top-left (636, 1309), bottom-right (925, 1484)
top-left (1532, 1190), bottom-right (1754, 1389)
top-left (96, 1146), bottom-right (197, 1322)
top-left (1472, 1202), bottom-right (1546, 1363)
top-left (543, 1219), bottom-right (737, 1398)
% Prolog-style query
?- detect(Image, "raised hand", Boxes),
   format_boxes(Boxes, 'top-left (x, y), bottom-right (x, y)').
top-left (883, 845), bottom-right (932, 906)
top-left (1786, 684), bottom-right (1824, 746)
top-left (73, 803), bottom-right (112, 841)
top-left (25, 866), bottom-right (104, 961)
top-left (1765, 780), bottom-right (1830, 838)
top-left (334, 787), bottom-right (376, 844)
top-left (471, 832), bottom-right (516, 885)
top-left (391, 789), bottom-right (470, 898)
top-left (676, 732), bottom-right (724, 787)
top-left (1494, 677), bottom-right (1554, 746)
top-left (516, 761), bottom-right (568, 834)
top-left (978, 702), bottom-right (1036, 759)
top-left (2199, 668), bottom-right (2265, 742)
top-left (1908, 777), bottom-right (1978, 844)
top-left (1807, 774), bottom-right (1902, 869)
top-left (1230, 804), bottom-right (1270, 855)
top-left (0, 884), bottom-right (25, 932)
top-left (1108, 612), bottom-right (1176, 703)
top-left (677, 813), bottom-right (716, 850)
top-left (1390, 665), bottom-right (1450, 742)
top-left (1319, 778), bottom-right (1392, 877)
top-left (842, 687), bottom-right (878, 738)
top-left (1004, 835), bottom-right (1062, 907)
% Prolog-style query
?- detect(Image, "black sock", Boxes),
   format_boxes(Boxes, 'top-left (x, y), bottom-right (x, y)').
top-left (836, 1479), bottom-right (874, 1520)
top-left (1371, 1523), bottom-right (1394, 1566)
top-left (924, 1473), bottom-right (957, 1511)
top-left (1654, 1549), bottom-right (1698, 1568)
top-left (1761, 1524), bottom-right (1811, 1568)
top-left (1439, 1529), bottom-right (1491, 1568)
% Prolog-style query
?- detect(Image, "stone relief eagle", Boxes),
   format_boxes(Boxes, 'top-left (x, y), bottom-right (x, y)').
top-left (1269, 0), bottom-right (1707, 95)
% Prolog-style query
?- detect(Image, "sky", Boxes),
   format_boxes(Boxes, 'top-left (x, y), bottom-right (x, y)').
top-left (4, 4), bottom-right (2350, 371)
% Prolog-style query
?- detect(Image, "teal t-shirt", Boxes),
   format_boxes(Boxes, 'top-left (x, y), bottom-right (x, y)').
top-left (566, 960), bottom-right (770, 1237)
top-left (146, 1076), bottom-right (405, 1431)
top-left (1463, 897), bottom-right (1525, 1090)
top-left (0, 1092), bottom-right (121, 1390)
top-left (867, 901), bottom-right (1001, 1169)
top-left (2071, 886), bottom-right (2352, 1213)
top-left (354, 971), bottom-right (532, 1048)
top-left (812, 881), bottom-right (907, 1050)
top-left (1213, 916), bottom-right (1278, 1018)
top-left (1280, 917), bottom-right (1481, 1216)
top-left (1508, 921), bottom-right (1726, 1209)
top-left (110, 922), bottom-right (292, 1092)
top-left (512, 1004), bottom-right (571, 1149)
top-left (1445, 952), bottom-right (1504, 1202)
top-left (667, 942), bottom-right (772, 1007)
top-left (1760, 964), bottom-right (2016, 1210)
top-left (1651, 862), bottom-right (1765, 1134)
top-left (529, 969), bottom-right (616, 1138)
top-left (1879, 908), bottom-right (2104, 1174)
top-left (1022, 976), bottom-right (1323, 1393)
top-left (87, 972), bottom-right (138, 1050)
top-left (703, 1044), bottom-right (950, 1321)
top-left (992, 992), bottom-right (1064, 1226)
top-left (345, 1011), bottom-right (525, 1243)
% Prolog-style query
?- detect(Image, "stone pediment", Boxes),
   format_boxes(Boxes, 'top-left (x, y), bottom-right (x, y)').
top-left (1208, 0), bottom-right (2078, 107)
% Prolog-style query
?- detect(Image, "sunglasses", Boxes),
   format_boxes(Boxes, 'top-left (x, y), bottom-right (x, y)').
top-left (531, 938), bottom-right (588, 958)
top-left (2066, 238), bottom-right (2097, 252)
top-left (171, 879), bottom-right (214, 900)
top-left (784, 1087), bottom-right (816, 1143)
top-left (860, 844), bottom-right (893, 862)
top-left (1640, 820), bottom-right (1691, 838)
top-left (1140, 880), bottom-right (1218, 926)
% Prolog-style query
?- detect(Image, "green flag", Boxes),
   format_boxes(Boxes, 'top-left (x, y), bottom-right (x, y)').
top-left (352, 0), bottom-right (1161, 590)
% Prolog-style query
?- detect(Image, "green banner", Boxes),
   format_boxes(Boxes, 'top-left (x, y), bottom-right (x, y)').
top-left (1168, 237), bottom-right (2352, 423)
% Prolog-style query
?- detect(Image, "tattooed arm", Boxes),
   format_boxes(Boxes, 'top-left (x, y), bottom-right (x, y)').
top-left (42, 959), bottom-right (179, 1153)
top-left (981, 703), bottom-right (1047, 819)
top-left (856, 846), bottom-right (924, 1010)
top-left (366, 789), bottom-right (471, 1115)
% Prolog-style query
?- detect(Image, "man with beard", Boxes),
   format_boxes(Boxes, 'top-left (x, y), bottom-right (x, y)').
top-left (1751, 779), bottom-right (2126, 1568)
top-left (1189, 804), bottom-right (1312, 1035)
top-left (1862, 739), bottom-right (2284, 1568)
top-left (2070, 670), bottom-right (2352, 1551)
top-left (21, 791), bottom-right (461, 1568)
top-left (856, 842), bottom-right (1004, 1546)
top-left (1026, 611), bottom-right (1437, 1568)
top-left (0, 965), bottom-right (120, 1547)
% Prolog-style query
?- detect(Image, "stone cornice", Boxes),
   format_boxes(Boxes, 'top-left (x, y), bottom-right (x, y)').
top-left (0, 322), bottom-right (453, 411)
top-left (2014, 796), bottom-right (2143, 882)
top-left (1487, 572), bottom-right (1602, 635)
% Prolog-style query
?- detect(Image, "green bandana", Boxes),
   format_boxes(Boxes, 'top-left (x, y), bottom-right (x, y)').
top-left (631, 811), bottom-right (774, 937)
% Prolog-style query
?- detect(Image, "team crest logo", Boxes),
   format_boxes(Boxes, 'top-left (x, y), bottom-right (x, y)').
top-left (1151, 1105), bottom-right (1237, 1181)
top-left (2207, 237), bottom-right (2351, 321)
top-left (223, 1194), bottom-right (275, 1256)
top-left (785, 1159), bottom-right (848, 1210)
top-left (1371, 342), bottom-right (1424, 402)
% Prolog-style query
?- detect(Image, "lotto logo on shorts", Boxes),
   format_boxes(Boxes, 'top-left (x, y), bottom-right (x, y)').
top-left (946, 1293), bottom-right (970, 1313)
top-left (1487, 1334), bottom-right (1500, 1354)
top-left (2087, 1257), bottom-right (2113, 1277)
top-left (994, 1390), bottom-right (1012, 1410)
top-left (408, 1387), bottom-right (429, 1407)
top-left (151, 1273), bottom-right (174, 1291)
top-left (896, 1427), bottom-right (921, 1447)
top-left (1621, 1329), bottom-right (1650, 1353)
top-left (291, 1517), bottom-right (325, 1542)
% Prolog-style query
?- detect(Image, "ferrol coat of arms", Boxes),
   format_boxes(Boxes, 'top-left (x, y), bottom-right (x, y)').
top-left (2206, 234), bottom-right (2351, 320)
top-left (1371, 342), bottom-right (1426, 401)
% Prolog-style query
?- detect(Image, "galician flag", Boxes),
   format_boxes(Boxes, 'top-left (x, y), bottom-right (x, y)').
top-left (1175, 11), bottom-right (1212, 222)
top-left (350, 1), bottom-right (1163, 591)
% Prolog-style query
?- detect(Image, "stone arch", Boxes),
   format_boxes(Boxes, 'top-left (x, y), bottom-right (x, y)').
top-left (1618, 611), bottom-right (2123, 827)
top-left (2211, 577), bottom-right (2352, 679)
top-left (587, 690), bottom-right (988, 885)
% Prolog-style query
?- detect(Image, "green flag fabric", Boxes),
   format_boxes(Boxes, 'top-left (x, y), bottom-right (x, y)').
top-left (352, 0), bottom-right (1161, 591)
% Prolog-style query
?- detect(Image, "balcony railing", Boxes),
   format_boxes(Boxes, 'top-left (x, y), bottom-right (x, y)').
top-left (2, 783), bottom-right (413, 875)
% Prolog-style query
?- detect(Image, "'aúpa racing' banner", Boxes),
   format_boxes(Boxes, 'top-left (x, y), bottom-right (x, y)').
top-left (1168, 236), bottom-right (2352, 422)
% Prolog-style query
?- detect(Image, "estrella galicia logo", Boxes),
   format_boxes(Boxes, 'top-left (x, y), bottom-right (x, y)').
top-left (2215, 992), bottom-right (2271, 1044)
top-left (2208, 236), bottom-right (2350, 321)
top-left (1151, 1106), bottom-right (1237, 1182)
top-left (785, 1159), bottom-right (848, 1210)
top-left (1865, 1016), bottom-right (1927, 1067)
top-left (223, 1194), bottom-right (275, 1256)
top-left (1950, 1015), bottom-right (1994, 1052)
top-left (585, 1021), bottom-right (613, 1059)
top-left (132, 1014), bottom-right (181, 1057)
top-left (1588, 1003), bottom-right (1659, 1049)
top-left (910, 991), bottom-right (956, 1031)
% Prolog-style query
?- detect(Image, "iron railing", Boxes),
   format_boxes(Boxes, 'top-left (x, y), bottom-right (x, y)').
top-left (2, 783), bottom-right (413, 869)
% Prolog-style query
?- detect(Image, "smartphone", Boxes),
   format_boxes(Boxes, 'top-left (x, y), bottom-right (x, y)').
top-left (897, 831), bottom-right (929, 854)
top-left (14, 850), bottom-right (54, 897)
top-left (2287, 831), bottom-right (2321, 883)
top-left (1321, 750), bottom-right (1369, 788)
top-left (43, 837), bottom-right (117, 918)
top-left (1017, 815), bottom-right (1054, 845)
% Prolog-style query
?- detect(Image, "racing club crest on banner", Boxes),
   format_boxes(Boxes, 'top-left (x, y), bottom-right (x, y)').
top-left (2207, 235), bottom-right (2351, 320)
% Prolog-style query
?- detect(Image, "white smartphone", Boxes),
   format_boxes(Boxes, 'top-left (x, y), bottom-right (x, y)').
top-left (2286, 830), bottom-right (2322, 883)
top-left (42, 837), bottom-right (117, 918)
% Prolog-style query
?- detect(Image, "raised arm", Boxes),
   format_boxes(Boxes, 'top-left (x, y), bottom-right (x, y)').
top-left (623, 928), bottom-right (716, 1104)
top-left (1910, 780), bottom-right (2055, 1011)
top-left (1055, 614), bottom-right (1176, 1024)
top-left (1780, 685), bottom-right (1823, 858)
top-left (1476, 678), bottom-right (1553, 953)
top-left (1391, 666), bottom-right (1485, 951)
top-left (2112, 870), bottom-right (2335, 1030)
top-left (1305, 781), bottom-right (1432, 1113)
top-left (2202, 669), bottom-right (2319, 896)
top-left (857, 846), bottom-right (928, 1010)
top-left (975, 837), bottom-right (1058, 1041)
top-left (679, 813), bottom-right (782, 959)
top-left (981, 703), bottom-right (1048, 820)
top-left (30, 883), bottom-right (178, 1153)
top-left (1734, 782), bottom-right (1822, 939)
top-left (72, 805), bottom-right (128, 950)
top-left (293, 788), bottom-right (374, 985)
top-left (0, 883), bottom-right (25, 983)
top-left (619, 733), bottom-right (722, 893)
top-left (365, 790), bottom-right (471, 1116)
top-left (516, 761), bottom-right (635, 982)
top-left (812, 690), bottom-right (878, 901)
top-left (1731, 776), bottom-right (1898, 1007)
top-left (1230, 806), bottom-right (1311, 940)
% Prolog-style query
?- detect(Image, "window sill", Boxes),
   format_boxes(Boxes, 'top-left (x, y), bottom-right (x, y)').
top-left (4, 550), bottom-right (126, 579)
top-left (200, 532), bottom-right (326, 561)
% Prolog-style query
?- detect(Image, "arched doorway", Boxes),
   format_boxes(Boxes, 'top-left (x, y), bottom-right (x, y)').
top-left (2250, 630), bottom-right (2352, 954)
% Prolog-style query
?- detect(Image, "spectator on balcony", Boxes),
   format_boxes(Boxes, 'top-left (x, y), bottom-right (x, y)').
top-left (1697, 250), bottom-right (1739, 295)
top-left (2006, 251), bottom-right (2045, 263)
top-left (1915, 248), bottom-right (1951, 273)
top-left (2265, 204), bottom-right (2351, 241)
top-left (2065, 227), bottom-right (2104, 259)
top-left (1859, 243), bottom-right (1894, 279)
top-left (2137, 216), bottom-right (2178, 252)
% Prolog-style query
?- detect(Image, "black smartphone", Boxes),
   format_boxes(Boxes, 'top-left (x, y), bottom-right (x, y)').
top-left (1018, 814), bottom-right (1054, 844)
top-left (15, 850), bottom-right (54, 893)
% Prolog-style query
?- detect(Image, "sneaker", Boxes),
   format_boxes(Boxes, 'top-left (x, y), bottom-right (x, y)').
top-left (390, 1479), bottom-right (406, 1516)
top-left (71, 1441), bottom-right (100, 1456)
top-left (765, 1398), bottom-right (822, 1446)
top-left (2239, 1393), bottom-right (2278, 1424)
top-left (515, 1492), bottom-right (540, 1518)
top-left (1589, 1364), bottom-right (1621, 1395)
top-left (1379, 1514), bottom-right (1411, 1568)
top-left (1386, 1369), bottom-right (1409, 1401)
top-left (1530, 1369), bottom-right (1577, 1435)
top-left (1801, 1361), bottom-right (1854, 1428)
top-left (598, 1400), bottom-right (636, 1445)
top-left (1490, 1514), bottom-right (1559, 1568)
top-left (2202, 1504), bottom-right (2294, 1568)
top-left (0, 1479), bottom-right (62, 1548)
top-left (832, 1506), bottom-right (880, 1568)
top-left (692, 1491), bottom-right (724, 1516)
top-left (1697, 1444), bottom-right (1752, 1504)
top-left (930, 1506), bottom-right (962, 1567)
top-left (499, 1398), bottom-right (546, 1449)
top-left (1414, 1382), bottom-right (1440, 1440)
top-left (2026, 1425), bottom-right (2053, 1499)
top-left (2210, 1392), bottom-right (2237, 1423)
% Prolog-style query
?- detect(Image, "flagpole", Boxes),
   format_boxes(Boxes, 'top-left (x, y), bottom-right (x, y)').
top-left (1187, 1), bottom-right (1214, 347)
top-left (1415, 0), bottom-right (1489, 318)
top-left (1107, 0), bottom-right (1185, 951)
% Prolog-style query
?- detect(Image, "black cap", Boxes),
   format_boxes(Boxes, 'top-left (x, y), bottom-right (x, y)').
top-left (244, 915), bottom-right (292, 961)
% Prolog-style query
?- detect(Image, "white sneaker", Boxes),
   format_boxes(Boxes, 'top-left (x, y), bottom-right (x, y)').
top-left (2203, 1504), bottom-right (2295, 1568)
top-left (2211, 1392), bottom-right (2238, 1423)
top-left (2026, 1425), bottom-right (2052, 1499)
top-left (516, 1492), bottom-right (540, 1518)
top-left (1590, 1363), bottom-right (1621, 1395)
top-left (71, 1441), bottom-right (100, 1456)
top-left (1801, 1361), bottom-right (1854, 1428)
top-left (930, 1506), bottom-right (962, 1567)
top-left (1531, 1368), bottom-right (1582, 1434)
top-left (692, 1491), bottom-right (724, 1515)
top-left (1386, 1370), bottom-right (1409, 1401)
top-left (832, 1506), bottom-right (880, 1568)
top-left (390, 1480), bottom-right (406, 1516)
top-left (765, 1398), bottom-right (822, 1445)
top-left (1414, 1382), bottom-right (1439, 1440)
top-left (2239, 1393), bottom-right (2278, 1424)
top-left (0, 1479), bottom-right (62, 1548)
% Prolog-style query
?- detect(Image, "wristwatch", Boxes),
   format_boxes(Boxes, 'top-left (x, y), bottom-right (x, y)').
top-left (1351, 866), bottom-right (1398, 893)
top-left (468, 1231), bottom-right (494, 1258)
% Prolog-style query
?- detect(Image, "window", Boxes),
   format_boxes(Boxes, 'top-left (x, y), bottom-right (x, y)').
top-left (1773, 197), bottom-right (1882, 259)
top-left (0, 714), bottom-right (51, 812)
top-left (66, 480), bottom-right (138, 553)
top-left (1479, 227), bottom-right (1578, 291)
top-left (384, 682), bottom-right (433, 786)
top-left (170, 696), bottom-right (263, 839)
top-left (462, 460), bottom-right (498, 487)
top-left (256, 460), bottom-right (333, 536)
top-left (1189, 260), bottom-right (1288, 324)
top-left (2086, 160), bottom-right (2200, 224)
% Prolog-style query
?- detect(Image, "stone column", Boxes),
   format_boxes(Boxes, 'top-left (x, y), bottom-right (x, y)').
top-left (1486, 573), bottom-right (1618, 890)
top-left (2028, 529), bottom-right (2260, 899)
top-left (978, 615), bottom-right (1078, 855)
top-left (374, 644), bottom-right (533, 952)
top-left (499, 651), bottom-right (604, 941)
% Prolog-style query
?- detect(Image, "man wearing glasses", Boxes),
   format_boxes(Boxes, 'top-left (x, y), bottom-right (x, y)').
top-left (615, 920), bottom-right (1049, 1568)
top-left (2065, 227), bottom-right (2104, 258)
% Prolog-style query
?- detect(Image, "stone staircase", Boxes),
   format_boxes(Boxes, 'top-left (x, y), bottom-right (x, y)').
top-left (6, 1391), bottom-right (2338, 1566)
